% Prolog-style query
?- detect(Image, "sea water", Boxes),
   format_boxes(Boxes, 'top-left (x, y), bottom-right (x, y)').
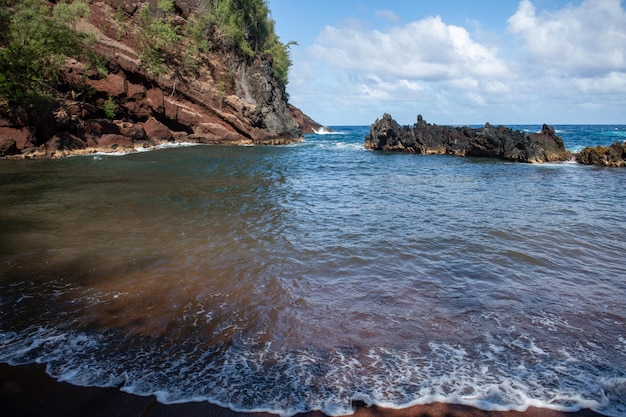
top-left (0, 125), bottom-right (625, 416)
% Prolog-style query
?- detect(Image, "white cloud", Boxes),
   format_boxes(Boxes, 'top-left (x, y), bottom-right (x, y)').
top-left (375, 9), bottom-right (400, 24)
top-left (573, 72), bottom-right (626, 94)
top-left (296, 15), bottom-right (515, 124)
top-left (508, 0), bottom-right (626, 77)
top-left (310, 16), bottom-right (509, 82)
top-left (286, 1), bottom-right (626, 125)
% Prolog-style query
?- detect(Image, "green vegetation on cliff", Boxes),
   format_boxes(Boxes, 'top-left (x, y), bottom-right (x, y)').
top-left (0, 0), bottom-right (294, 108)
top-left (161, 0), bottom-right (295, 87)
top-left (0, 0), bottom-right (89, 106)
top-left (136, 0), bottom-right (182, 76)
top-left (207, 0), bottom-right (295, 87)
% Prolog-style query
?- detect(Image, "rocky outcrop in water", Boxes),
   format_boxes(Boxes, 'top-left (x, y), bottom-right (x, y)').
top-left (576, 142), bottom-right (626, 167)
top-left (0, 0), bottom-right (319, 158)
top-left (365, 114), bottom-right (570, 163)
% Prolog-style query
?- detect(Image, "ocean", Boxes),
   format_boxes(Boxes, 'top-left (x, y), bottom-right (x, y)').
top-left (0, 125), bottom-right (625, 416)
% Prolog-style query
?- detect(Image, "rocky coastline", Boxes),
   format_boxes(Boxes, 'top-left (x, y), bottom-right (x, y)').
top-left (0, 0), bottom-right (323, 159)
top-left (365, 114), bottom-right (626, 167)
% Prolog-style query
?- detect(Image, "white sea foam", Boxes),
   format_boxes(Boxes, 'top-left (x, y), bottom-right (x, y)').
top-left (1, 320), bottom-right (625, 417)
top-left (74, 142), bottom-right (204, 159)
top-left (313, 127), bottom-right (336, 135)
top-left (136, 142), bottom-right (202, 152)
top-left (313, 141), bottom-right (363, 152)
top-left (569, 145), bottom-right (587, 153)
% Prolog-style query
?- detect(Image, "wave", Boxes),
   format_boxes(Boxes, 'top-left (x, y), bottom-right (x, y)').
top-left (1, 325), bottom-right (623, 417)
top-left (313, 127), bottom-right (341, 135)
top-left (136, 142), bottom-right (202, 152)
top-left (67, 142), bottom-right (204, 159)
top-left (315, 141), bottom-right (363, 152)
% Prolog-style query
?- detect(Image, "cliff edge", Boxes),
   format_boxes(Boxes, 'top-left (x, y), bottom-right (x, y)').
top-left (0, 0), bottom-right (319, 158)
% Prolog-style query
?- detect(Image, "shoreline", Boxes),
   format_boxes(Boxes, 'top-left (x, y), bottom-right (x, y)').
top-left (0, 363), bottom-right (605, 417)
top-left (1, 135), bottom-right (306, 160)
top-left (1, 136), bottom-right (623, 168)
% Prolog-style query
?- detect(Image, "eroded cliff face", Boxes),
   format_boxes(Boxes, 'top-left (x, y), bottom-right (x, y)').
top-left (0, 0), bottom-right (312, 158)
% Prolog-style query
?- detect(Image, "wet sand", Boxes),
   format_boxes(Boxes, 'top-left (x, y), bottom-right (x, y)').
top-left (0, 363), bottom-right (605, 417)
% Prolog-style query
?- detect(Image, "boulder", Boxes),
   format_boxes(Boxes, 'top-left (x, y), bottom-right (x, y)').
top-left (143, 117), bottom-right (173, 141)
top-left (0, 134), bottom-right (18, 156)
top-left (192, 123), bottom-right (241, 143)
top-left (0, 127), bottom-right (37, 154)
top-left (87, 73), bottom-right (126, 97)
top-left (365, 114), bottom-right (570, 163)
top-left (576, 142), bottom-right (626, 167)
top-left (118, 122), bottom-right (147, 141)
top-left (44, 133), bottom-right (87, 152)
top-left (83, 119), bottom-right (121, 137)
top-left (97, 134), bottom-right (134, 148)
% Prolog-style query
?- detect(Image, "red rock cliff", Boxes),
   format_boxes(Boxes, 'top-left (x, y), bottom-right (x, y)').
top-left (0, 0), bottom-right (319, 158)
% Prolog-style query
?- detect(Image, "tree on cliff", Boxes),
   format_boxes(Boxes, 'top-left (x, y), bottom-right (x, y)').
top-left (0, 0), bottom-right (90, 107)
top-left (136, 0), bottom-right (182, 76)
top-left (0, 0), bottom-right (294, 106)
top-left (184, 0), bottom-right (294, 88)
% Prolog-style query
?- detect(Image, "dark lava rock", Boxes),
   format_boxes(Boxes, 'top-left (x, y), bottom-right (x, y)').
top-left (365, 113), bottom-right (570, 163)
top-left (576, 142), bottom-right (626, 167)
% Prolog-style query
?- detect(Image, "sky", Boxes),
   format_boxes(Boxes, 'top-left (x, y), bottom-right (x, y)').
top-left (266, 0), bottom-right (626, 126)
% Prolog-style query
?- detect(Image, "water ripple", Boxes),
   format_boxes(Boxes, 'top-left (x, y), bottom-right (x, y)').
top-left (1, 127), bottom-right (625, 416)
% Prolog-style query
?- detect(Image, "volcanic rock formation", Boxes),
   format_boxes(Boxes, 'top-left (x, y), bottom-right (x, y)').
top-left (576, 142), bottom-right (626, 167)
top-left (365, 114), bottom-right (570, 163)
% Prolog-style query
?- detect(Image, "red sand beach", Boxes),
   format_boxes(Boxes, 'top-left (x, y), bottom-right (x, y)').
top-left (0, 363), bottom-right (604, 417)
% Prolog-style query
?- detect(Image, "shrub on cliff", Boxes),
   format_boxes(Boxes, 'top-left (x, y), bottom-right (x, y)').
top-left (0, 0), bottom-right (294, 108)
top-left (0, 0), bottom-right (89, 107)
top-left (184, 0), bottom-right (294, 88)
top-left (136, 0), bottom-right (181, 76)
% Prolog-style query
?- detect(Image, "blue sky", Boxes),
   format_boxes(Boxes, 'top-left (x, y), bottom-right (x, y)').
top-left (267, 0), bottom-right (626, 126)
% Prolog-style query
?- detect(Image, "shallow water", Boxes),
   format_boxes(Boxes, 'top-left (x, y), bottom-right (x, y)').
top-left (1, 126), bottom-right (625, 416)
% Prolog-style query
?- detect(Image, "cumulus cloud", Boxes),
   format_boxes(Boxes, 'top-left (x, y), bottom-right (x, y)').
top-left (288, 0), bottom-right (626, 124)
top-left (300, 15), bottom-right (514, 123)
top-left (310, 16), bottom-right (509, 82)
top-left (508, 0), bottom-right (626, 77)
top-left (573, 72), bottom-right (626, 95)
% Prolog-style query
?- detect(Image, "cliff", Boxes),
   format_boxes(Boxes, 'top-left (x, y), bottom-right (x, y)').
top-left (365, 113), bottom-right (571, 163)
top-left (0, 0), bottom-right (318, 158)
